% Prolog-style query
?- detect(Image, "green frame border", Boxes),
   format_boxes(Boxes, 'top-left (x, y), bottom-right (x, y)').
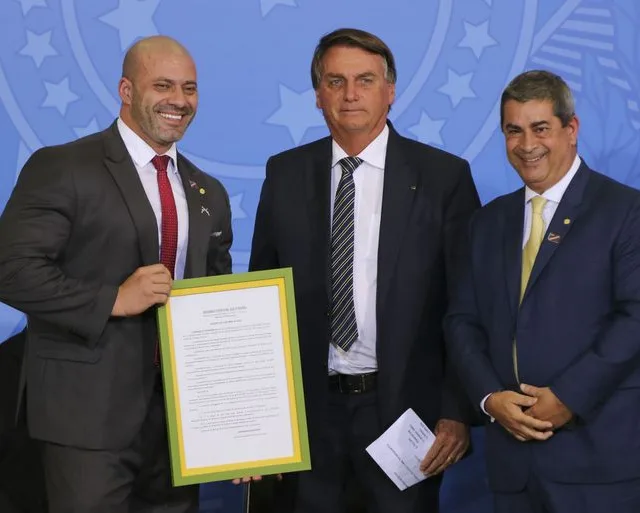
top-left (157, 268), bottom-right (310, 486)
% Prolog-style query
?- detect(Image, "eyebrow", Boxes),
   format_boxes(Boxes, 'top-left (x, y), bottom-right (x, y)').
top-left (324, 71), bottom-right (377, 79)
top-left (504, 120), bottom-right (550, 130)
top-left (530, 120), bottom-right (550, 128)
top-left (154, 77), bottom-right (198, 86)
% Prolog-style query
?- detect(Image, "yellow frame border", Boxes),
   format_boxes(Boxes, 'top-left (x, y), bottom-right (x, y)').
top-left (157, 268), bottom-right (310, 486)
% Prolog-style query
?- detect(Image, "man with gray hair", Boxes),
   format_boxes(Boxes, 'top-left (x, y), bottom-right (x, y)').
top-left (446, 69), bottom-right (640, 512)
top-left (250, 28), bottom-right (479, 512)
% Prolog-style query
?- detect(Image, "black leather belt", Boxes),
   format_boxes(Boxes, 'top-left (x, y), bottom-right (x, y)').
top-left (329, 372), bottom-right (378, 394)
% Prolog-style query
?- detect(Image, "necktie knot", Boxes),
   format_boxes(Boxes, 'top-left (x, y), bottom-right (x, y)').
top-left (530, 195), bottom-right (547, 215)
top-left (151, 155), bottom-right (171, 174)
top-left (338, 156), bottom-right (363, 177)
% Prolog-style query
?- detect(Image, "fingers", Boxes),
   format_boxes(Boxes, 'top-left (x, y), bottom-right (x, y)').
top-left (112, 264), bottom-right (174, 316)
top-left (423, 443), bottom-right (465, 476)
top-left (420, 438), bottom-right (445, 473)
top-left (231, 476), bottom-right (263, 485)
top-left (516, 409), bottom-right (553, 431)
top-left (141, 263), bottom-right (173, 275)
top-left (421, 433), bottom-right (468, 475)
top-left (509, 392), bottom-right (538, 408)
top-left (520, 383), bottom-right (543, 397)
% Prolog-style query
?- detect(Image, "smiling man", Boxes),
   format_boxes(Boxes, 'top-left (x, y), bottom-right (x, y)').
top-left (445, 70), bottom-right (640, 513)
top-left (250, 28), bottom-right (480, 513)
top-left (0, 36), bottom-right (232, 513)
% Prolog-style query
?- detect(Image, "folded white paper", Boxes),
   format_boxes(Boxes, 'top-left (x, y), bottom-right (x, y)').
top-left (366, 408), bottom-right (436, 490)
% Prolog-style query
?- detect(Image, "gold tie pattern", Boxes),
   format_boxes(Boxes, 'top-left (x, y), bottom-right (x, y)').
top-left (520, 196), bottom-right (547, 302)
top-left (514, 195), bottom-right (547, 382)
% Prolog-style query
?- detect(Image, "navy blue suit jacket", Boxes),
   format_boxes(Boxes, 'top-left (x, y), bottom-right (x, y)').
top-left (250, 124), bottom-right (480, 446)
top-left (446, 161), bottom-right (640, 491)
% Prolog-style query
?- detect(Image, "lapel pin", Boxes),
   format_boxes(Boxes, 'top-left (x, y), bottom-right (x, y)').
top-left (564, 218), bottom-right (571, 225)
top-left (409, 185), bottom-right (417, 190)
top-left (189, 180), bottom-right (197, 189)
top-left (547, 232), bottom-right (561, 244)
top-left (201, 206), bottom-right (210, 216)
top-left (199, 187), bottom-right (206, 195)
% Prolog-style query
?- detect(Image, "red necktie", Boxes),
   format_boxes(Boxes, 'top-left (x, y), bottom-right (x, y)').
top-left (151, 155), bottom-right (177, 367)
top-left (151, 155), bottom-right (178, 278)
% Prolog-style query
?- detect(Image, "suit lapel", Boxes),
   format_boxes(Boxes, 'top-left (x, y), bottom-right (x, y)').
top-left (177, 154), bottom-right (208, 278)
top-left (522, 163), bottom-right (590, 301)
top-left (377, 127), bottom-right (418, 312)
top-left (102, 122), bottom-right (159, 267)
top-left (503, 190), bottom-right (525, 318)
top-left (305, 138), bottom-right (333, 298)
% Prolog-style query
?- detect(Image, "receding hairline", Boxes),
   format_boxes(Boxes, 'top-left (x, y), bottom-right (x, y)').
top-left (121, 36), bottom-right (193, 79)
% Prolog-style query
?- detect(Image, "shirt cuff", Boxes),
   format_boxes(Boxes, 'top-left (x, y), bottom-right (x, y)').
top-left (480, 393), bottom-right (496, 423)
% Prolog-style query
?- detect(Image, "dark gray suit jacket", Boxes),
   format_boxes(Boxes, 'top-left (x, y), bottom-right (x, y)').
top-left (0, 121), bottom-right (232, 450)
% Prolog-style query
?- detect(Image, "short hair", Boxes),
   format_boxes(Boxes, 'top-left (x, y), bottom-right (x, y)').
top-left (310, 28), bottom-right (397, 89)
top-left (500, 70), bottom-right (575, 127)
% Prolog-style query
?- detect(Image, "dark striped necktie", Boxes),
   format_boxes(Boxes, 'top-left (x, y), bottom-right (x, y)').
top-left (330, 156), bottom-right (363, 352)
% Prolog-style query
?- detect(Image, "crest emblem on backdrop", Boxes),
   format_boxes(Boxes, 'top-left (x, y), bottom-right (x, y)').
top-left (1, 0), bottom-right (639, 341)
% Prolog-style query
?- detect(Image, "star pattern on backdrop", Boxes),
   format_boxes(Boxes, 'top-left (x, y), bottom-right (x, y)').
top-left (260, 0), bottom-right (297, 17)
top-left (230, 193), bottom-right (247, 220)
top-left (100, 0), bottom-right (161, 51)
top-left (19, 30), bottom-right (57, 68)
top-left (15, 0), bottom-right (47, 16)
top-left (266, 84), bottom-right (324, 145)
top-left (42, 77), bottom-right (79, 115)
top-left (408, 111), bottom-right (445, 146)
top-left (458, 20), bottom-right (497, 59)
top-left (74, 118), bottom-right (100, 138)
top-left (438, 69), bottom-right (476, 108)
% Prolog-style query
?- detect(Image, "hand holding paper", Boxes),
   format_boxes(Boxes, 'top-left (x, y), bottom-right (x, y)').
top-left (366, 408), bottom-right (436, 491)
top-left (419, 418), bottom-right (469, 476)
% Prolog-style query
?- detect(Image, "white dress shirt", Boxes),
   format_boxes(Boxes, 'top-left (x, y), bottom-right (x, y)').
top-left (328, 125), bottom-right (389, 375)
top-left (521, 155), bottom-right (582, 247)
top-left (481, 154), bottom-right (582, 416)
top-left (117, 118), bottom-right (189, 279)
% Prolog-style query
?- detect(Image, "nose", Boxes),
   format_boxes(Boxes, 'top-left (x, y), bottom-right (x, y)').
top-left (343, 80), bottom-right (359, 102)
top-left (168, 87), bottom-right (188, 108)
top-left (519, 130), bottom-right (537, 152)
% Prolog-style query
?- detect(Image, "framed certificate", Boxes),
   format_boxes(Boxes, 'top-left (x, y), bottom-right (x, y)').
top-left (157, 268), bottom-right (310, 486)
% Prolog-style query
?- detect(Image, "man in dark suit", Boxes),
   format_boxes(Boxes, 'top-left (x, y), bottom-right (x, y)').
top-left (445, 70), bottom-right (640, 513)
top-left (249, 28), bottom-right (479, 512)
top-left (0, 330), bottom-right (47, 513)
top-left (0, 36), bottom-right (232, 513)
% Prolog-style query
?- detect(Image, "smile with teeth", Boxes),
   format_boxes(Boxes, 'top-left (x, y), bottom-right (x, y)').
top-left (159, 112), bottom-right (183, 120)
top-left (521, 154), bottom-right (545, 163)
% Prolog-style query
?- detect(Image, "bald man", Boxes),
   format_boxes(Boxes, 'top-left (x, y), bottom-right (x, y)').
top-left (0, 36), bottom-right (233, 512)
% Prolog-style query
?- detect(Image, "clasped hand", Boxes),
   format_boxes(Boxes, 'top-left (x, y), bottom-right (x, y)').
top-left (485, 384), bottom-right (573, 442)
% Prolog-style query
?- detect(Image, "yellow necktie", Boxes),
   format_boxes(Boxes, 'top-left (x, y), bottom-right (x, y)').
top-left (520, 196), bottom-right (547, 302)
top-left (514, 195), bottom-right (547, 382)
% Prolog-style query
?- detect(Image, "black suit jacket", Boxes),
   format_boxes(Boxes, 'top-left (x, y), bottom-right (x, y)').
top-left (0, 330), bottom-right (47, 513)
top-left (0, 121), bottom-right (232, 450)
top-left (249, 124), bottom-right (480, 443)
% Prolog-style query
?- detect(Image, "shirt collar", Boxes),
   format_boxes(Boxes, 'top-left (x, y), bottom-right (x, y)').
top-left (524, 154), bottom-right (582, 205)
top-left (117, 117), bottom-right (178, 174)
top-left (331, 124), bottom-right (389, 170)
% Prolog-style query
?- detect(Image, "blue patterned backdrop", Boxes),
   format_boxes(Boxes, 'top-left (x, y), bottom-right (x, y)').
top-left (1, 0), bottom-right (640, 511)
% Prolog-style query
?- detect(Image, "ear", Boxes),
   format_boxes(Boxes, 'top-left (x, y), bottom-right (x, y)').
top-left (387, 82), bottom-right (396, 108)
top-left (567, 115), bottom-right (580, 147)
top-left (118, 77), bottom-right (133, 106)
top-left (315, 88), bottom-right (322, 110)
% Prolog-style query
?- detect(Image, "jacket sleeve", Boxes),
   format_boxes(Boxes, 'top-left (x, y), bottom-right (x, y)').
top-left (0, 148), bottom-right (117, 342)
